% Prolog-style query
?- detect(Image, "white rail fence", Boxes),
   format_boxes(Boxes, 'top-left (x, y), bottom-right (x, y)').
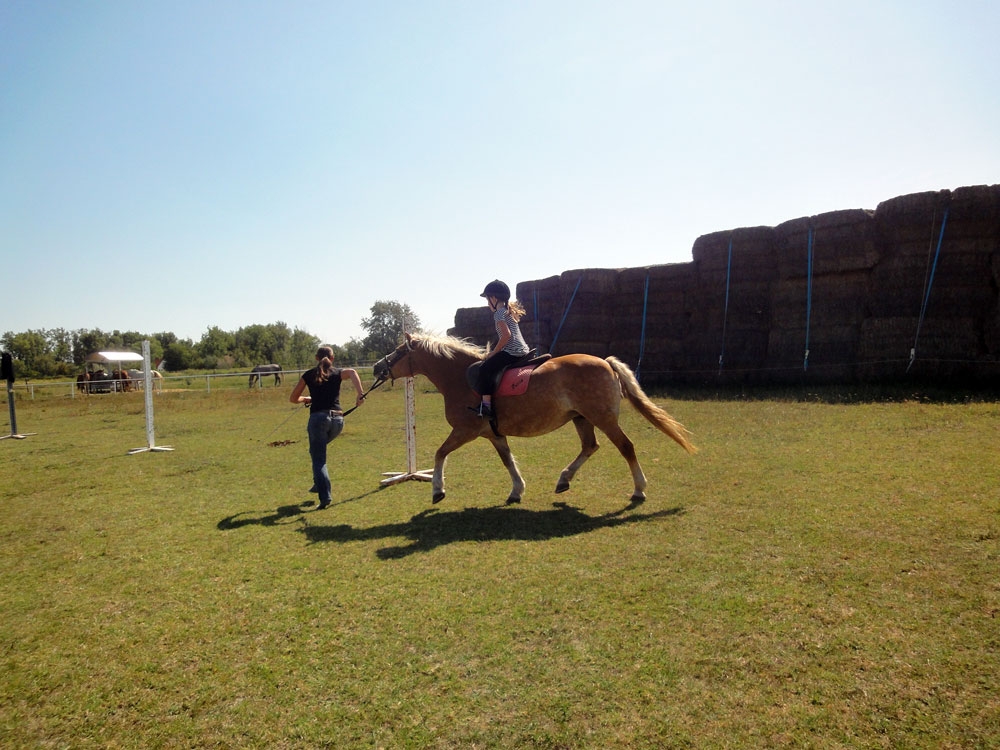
top-left (3, 366), bottom-right (377, 400)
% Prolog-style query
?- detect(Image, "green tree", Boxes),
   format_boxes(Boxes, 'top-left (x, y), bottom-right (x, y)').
top-left (288, 328), bottom-right (321, 368)
top-left (234, 322), bottom-right (292, 367)
top-left (49, 329), bottom-right (73, 365)
top-left (118, 331), bottom-right (147, 352)
top-left (361, 301), bottom-right (421, 357)
top-left (153, 331), bottom-right (177, 348)
top-left (197, 326), bottom-right (237, 369)
top-left (2, 330), bottom-right (50, 377)
top-left (340, 338), bottom-right (368, 366)
top-left (161, 341), bottom-right (197, 371)
top-left (72, 329), bottom-right (111, 365)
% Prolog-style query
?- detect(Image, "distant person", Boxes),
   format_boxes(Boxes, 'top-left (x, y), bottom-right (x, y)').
top-left (289, 346), bottom-right (366, 509)
top-left (470, 279), bottom-right (530, 418)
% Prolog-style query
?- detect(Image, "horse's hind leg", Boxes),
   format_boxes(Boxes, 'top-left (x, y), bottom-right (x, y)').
top-left (555, 416), bottom-right (601, 494)
top-left (488, 435), bottom-right (525, 505)
top-left (599, 421), bottom-right (647, 504)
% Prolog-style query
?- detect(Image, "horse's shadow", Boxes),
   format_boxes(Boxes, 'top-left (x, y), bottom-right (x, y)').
top-left (301, 500), bottom-right (685, 559)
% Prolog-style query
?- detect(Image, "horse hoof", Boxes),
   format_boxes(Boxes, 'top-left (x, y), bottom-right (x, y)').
top-left (555, 482), bottom-right (570, 494)
top-left (505, 495), bottom-right (521, 505)
top-left (628, 494), bottom-right (646, 506)
top-left (432, 491), bottom-right (446, 504)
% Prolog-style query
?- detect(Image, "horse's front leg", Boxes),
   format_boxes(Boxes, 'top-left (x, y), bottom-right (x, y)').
top-left (488, 435), bottom-right (525, 505)
top-left (431, 427), bottom-right (478, 504)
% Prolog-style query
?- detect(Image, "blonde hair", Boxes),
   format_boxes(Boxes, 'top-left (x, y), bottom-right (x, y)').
top-left (504, 299), bottom-right (526, 322)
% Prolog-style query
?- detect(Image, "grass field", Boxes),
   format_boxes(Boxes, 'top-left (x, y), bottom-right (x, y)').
top-left (2, 379), bottom-right (999, 748)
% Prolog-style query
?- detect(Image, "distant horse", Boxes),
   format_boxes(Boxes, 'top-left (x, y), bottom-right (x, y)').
top-left (125, 369), bottom-right (144, 391)
top-left (113, 370), bottom-right (132, 392)
top-left (128, 369), bottom-right (164, 392)
top-left (249, 363), bottom-right (283, 388)
top-left (372, 333), bottom-right (696, 505)
top-left (76, 372), bottom-right (90, 394)
top-left (150, 369), bottom-right (164, 393)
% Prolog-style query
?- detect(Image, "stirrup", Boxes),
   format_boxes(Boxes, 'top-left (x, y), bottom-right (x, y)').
top-left (468, 403), bottom-right (493, 418)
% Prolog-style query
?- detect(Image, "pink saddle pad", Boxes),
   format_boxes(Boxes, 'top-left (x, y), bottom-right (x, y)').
top-left (496, 365), bottom-right (536, 397)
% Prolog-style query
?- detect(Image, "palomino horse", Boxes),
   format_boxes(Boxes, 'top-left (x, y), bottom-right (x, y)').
top-left (249, 363), bottom-right (283, 388)
top-left (124, 369), bottom-right (163, 392)
top-left (372, 333), bottom-right (696, 505)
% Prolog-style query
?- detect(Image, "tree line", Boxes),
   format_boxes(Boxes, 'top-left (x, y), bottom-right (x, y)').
top-left (1, 301), bottom-right (421, 380)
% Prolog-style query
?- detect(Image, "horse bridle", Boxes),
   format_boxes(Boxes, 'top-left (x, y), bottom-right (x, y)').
top-left (372, 338), bottom-right (415, 385)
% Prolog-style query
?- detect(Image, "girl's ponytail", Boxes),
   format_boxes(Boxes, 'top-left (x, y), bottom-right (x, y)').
top-left (507, 299), bottom-right (526, 322)
top-left (314, 345), bottom-right (335, 383)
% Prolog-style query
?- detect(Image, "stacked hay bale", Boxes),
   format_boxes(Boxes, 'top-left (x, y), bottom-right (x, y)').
top-left (516, 275), bottom-right (561, 352)
top-left (447, 184), bottom-right (999, 387)
top-left (689, 227), bottom-right (778, 383)
top-left (990, 251), bottom-right (1000, 356)
top-left (609, 263), bottom-right (694, 378)
top-left (768, 209), bottom-right (877, 382)
top-left (522, 269), bottom-right (620, 357)
top-left (861, 185), bottom-right (1000, 382)
top-left (449, 305), bottom-right (495, 347)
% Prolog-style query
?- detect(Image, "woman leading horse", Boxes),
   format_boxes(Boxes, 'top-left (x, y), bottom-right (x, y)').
top-left (373, 333), bottom-right (696, 506)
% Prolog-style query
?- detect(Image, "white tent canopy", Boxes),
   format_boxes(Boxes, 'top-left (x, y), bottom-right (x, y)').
top-left (86, 351), bottom-right (145, 366)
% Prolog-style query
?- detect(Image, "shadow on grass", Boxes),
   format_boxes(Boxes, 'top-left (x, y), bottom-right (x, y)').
top-left (216, 487), bottom-right (387, 530)
top-left (300, 500), bottom-right (685, 559)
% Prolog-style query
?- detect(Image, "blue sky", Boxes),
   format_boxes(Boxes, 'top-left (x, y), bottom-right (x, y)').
top-left (3, 1), bottom-right (998, 346)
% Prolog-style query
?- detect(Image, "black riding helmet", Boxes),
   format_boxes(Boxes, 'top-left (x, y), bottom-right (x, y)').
top-left (480, 279), bottom-right (511, 302)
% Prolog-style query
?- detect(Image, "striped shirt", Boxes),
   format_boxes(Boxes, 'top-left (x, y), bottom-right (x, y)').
top-left (494, 306), bottom-right (529, 356)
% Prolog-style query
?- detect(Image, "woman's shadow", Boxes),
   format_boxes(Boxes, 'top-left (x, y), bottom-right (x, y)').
top-left (216, 488), bottom-right (384, 531)
top-left (300, 500), bottom-right (684, 559)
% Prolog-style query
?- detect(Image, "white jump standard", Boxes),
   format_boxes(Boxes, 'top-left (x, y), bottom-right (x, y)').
top-left (128, 341), bottom-right (174, 455)
top-left (380, 376), bottom-right (433, 487)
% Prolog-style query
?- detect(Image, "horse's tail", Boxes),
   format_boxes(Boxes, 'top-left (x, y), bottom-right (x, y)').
top-left (606, 356), bottom-right (697, 454)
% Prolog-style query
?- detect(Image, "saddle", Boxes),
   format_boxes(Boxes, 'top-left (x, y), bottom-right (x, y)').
top-left (465, 350), bottom-right (551, 397)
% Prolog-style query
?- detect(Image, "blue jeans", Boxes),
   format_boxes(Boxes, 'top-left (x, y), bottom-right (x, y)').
top-left (307, 411), bottom-right (344, 504)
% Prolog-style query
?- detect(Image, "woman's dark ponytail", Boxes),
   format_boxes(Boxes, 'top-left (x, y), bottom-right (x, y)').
top-left (315, 345), bottom-right (335, 383)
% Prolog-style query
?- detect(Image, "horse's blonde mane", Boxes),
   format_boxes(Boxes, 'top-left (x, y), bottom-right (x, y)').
top-left (411, 333), bottom-right (486, 360)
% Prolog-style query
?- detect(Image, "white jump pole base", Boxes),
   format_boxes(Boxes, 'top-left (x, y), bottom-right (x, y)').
top-left (128, 340), bottom-right (173, 455)
top-left (380, 470), bottom-right (434, 486)
top-left (380, 376), bottom-right (432, 487)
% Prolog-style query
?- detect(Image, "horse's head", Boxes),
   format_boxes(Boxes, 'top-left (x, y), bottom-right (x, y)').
top-left (372, 334), bottom-right (416, 383)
